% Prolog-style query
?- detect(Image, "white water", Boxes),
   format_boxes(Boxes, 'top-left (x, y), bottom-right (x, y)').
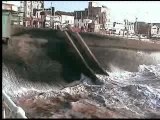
top-left (2, 52), bottom-right (160, 118)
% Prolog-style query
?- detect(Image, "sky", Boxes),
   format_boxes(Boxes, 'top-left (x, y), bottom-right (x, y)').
top-left (4, 1), bottom-right (160, 23)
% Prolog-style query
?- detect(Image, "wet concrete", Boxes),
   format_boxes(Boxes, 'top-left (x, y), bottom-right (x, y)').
top-left (80, 32), bottom-right (160, 51)
top-left (90, 47), bottom-right (160, 72)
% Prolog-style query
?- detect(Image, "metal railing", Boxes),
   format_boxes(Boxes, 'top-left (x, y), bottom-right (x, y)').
top-left (2, 90), bottom-right (27, 119)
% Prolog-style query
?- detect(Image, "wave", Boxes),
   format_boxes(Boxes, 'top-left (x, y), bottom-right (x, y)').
top-left (2, 48), bottom-right (160, 118)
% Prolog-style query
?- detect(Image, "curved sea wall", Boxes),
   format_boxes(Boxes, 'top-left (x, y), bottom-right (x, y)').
top-left (8, 26), bottom-right (160, 76)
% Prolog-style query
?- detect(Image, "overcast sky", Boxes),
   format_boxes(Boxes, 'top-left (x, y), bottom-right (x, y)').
top-left (4, 1), bottom-right (160, 23)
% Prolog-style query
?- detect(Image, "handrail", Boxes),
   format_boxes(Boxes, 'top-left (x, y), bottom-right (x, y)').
top-left (67, 26), bottom-right (108, 75)
top-left (57, 25), bottom-right (99, 82)
top-left (2, 90), bottom-right (27, 119)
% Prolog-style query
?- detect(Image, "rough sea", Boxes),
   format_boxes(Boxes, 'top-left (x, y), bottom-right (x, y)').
top-left (2, 52), bottom-right (160, 118)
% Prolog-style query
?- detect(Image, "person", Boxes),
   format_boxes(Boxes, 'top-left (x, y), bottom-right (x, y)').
top-left (90, 22), bottom-right (95, 32)
top-left (81, 26), bottom-right (84, 32)
top-left (84, 25), bottom-right (87, 32)
top-left (88, 24), bottom-right (91, 32)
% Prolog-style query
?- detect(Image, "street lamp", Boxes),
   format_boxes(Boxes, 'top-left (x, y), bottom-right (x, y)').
top-left (147, 12), bottom-right (152, 39)
top-left (135, 17), bottom-right (138, 36)
top-left (127, 19), bottom-right (129, 38)
top-left (50, 2), bottom-right (52, 28)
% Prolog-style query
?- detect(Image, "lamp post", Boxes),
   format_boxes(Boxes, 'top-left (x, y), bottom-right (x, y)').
top-left (135, 17), bottom-right (138, 35)
top-left (148, 12), bottom-right (151, 39)
top-left (95, 14), bottom-right (99, 32)
top-left (50, 2), bottom-right (52, 28)
top-left (126, 19), bottom-right (129, 38)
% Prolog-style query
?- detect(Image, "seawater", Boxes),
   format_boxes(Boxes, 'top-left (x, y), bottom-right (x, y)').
top-left (2, 53), bottom-right (160, 118)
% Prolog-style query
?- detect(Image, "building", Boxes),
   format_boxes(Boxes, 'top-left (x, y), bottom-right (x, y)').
top-left (74, 1), bottom-right (110, 32)
top-left (52, 15), bottom-right (61, 29)
top-left (105, 21), bottom-right (113, 32)
top-left (111, 20), bottom-right (135, 35)
top-left (45, 14), bottom-right (52, 28)
top-left (151, 23), bottom-right (160, 36)
top-left (42, 7), bottom-right (55, 28)
top-left (113, 22), bottom-right (125, 34)
top-left (2, 2), bottom-right (20, 25)
top-left (74, 18), bottom-right (92, 29)
top-left (124, 20), bottom-right (135, 34)
top-left (74, 9), bottom-right (91, 28)
top-left (2, 2), bottom-right (18, 12)
top-left (134, 22), bottom-right (150, 35)
top-left (19, 1), bottom-right (44, 27)
top-left (55, 11), bottom-right (74, 28)
top-left (128, 22), bottom-right (135, 34)
top-left (88, 1), bottom-right (110, 25)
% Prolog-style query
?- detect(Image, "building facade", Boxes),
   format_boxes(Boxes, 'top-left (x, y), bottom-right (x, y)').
top-left (113, 22), bottom-right (125, 34)
top-left (74, 9), bottom-right (91, 28)
top-left (42, 7), bottom-right (55, 28)
top-left (19, 1), bottom-right (44, 27)
top-left (88, 1), bottom-right (110, 27)
top-left (55, 11), bottom-right (74, 28)
top-left (134, 22), bottom-right (149, 35)
top-left (74, 19), bottom-right (92, 28)
top-left (111, 20), bottom-right (135, 35)
top-left (74, 1), bottom-right (110, 32)
top-left (128, 22), bottom-right (135, 34)
top-left (2, 2), bottom-right (21, 25)
top-left (124, 20), bottom-right (135, 34)
top-left (151, 23), bottom-right (160, 36)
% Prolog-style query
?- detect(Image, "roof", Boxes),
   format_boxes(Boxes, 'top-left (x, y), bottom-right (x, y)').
top-left (45, 11), bottom-right (52, 15)
top-left (2, 3), bottom-right (18, 12)
top-left (152, 23), bottom-right (160, 28)
top-left (102, 5), bottom-right (108, 9)
top-left (137, 21), bottom-right (146, 24)
top-left (55, 11), bottom-right (74, 16)
top-left (2, 3), bottom-right (14, 6)
top-left (74, 10), bottom-right (85, 12)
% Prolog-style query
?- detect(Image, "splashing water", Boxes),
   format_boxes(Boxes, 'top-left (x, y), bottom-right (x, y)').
top-left (3, 62), bottom-right (160, 118)
top-left (95, 64), bottom-right (160, 117)
top-left (2, 50), bottom-right (160, 118)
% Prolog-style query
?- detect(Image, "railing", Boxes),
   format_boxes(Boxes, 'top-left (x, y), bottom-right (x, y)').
top-left (2, 90), bottom-right (27, 119)
top-left (98, 30), bottom-right (150, 41)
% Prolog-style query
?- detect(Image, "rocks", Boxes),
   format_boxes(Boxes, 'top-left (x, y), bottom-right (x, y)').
top-left (15, 89), bottom-right (125, 118)
top-left (70, 100), bottom-right (123, 118)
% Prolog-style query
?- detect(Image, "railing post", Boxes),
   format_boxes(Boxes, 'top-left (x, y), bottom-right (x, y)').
top-left (2, 102), bottom-right (6, 119)
top-left (2, 90), bottom-right (27, 119)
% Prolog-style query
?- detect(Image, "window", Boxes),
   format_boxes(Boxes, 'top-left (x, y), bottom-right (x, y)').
top-left (113, 22), bottom-right (116, 27)
top-left (33, 8), bottom-right (36, 16)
